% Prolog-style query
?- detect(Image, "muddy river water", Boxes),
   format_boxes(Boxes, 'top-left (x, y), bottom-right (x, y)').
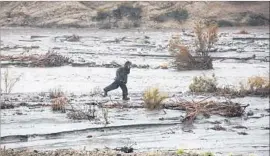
top-left (0, 27), bottom-right (269, 155)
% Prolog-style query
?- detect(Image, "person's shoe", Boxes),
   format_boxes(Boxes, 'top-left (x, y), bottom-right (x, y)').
top-left (122, 96), bottom-right (130, 101)
top-left (103, 90), bottom-right (108, 97)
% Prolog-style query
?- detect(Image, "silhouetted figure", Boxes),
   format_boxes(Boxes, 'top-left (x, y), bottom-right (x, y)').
top-left (103, 61), bottom-right (132, 100)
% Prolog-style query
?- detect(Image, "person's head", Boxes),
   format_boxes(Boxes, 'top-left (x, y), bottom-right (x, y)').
top-left (124, 61), bottom-right (132, 69)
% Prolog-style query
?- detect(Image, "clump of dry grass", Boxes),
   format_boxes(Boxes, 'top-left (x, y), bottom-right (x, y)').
top-left (189, 73), bottom-right (269, 97)
top-left (51, 96), bottom-right (68, 113)
top-left (194, 21), bottom-right (218, 56)
top-left (238, 74), bottom-right (269, 96)
top-left (143, 87), bottom-right (168, 110)
top-left (247, 75), bottom-right (269, 91)
top-left (189, 74), bottom-right (218, 93)
top-left (1, 68), bottom-right (22, 94)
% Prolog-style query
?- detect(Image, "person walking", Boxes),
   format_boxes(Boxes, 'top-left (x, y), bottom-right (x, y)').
top-left (103, 61), bottom-right (132, 100)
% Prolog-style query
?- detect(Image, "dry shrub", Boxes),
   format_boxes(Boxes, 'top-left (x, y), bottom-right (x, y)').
top-left (67, 104), bottom-right (97, 120)
top-left (237, 74), bottom-right (269, 96)
top-left (168, 36), bottom-right (197, 70)
top-left (189, 74), bottom-right (218, 93)
top-left (51, 96), bottom-right (68, 112)
top-left (1, 51), bottom-right (71, 67)
top-left (49, 88), bottom-right (64, 99)
top-left (247, 76), bottom-right (269, 91)
top-left (2, 68), bottom-right (22, 94)
top-left (102, 107), bottom-right (109, 125)
top-left (143, 87), bottom-right (168, 110)
top-left (194, 21), bottom-right (218, 56)
top-left (168, 24), bottom-right (214, 70)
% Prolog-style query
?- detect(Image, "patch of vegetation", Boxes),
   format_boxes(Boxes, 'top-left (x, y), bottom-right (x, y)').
top-left (51, 96), bottom-right (68, 113)
top-left (113, 4), bottom-right (142, 20)
top-left (176, 148), bottom-right (185, 155)
top-left (94, 4), bottom-right (142, 29)
top-left (49, 87), bottom-right (64, 99)
top-left (247, 75), bottom-right (269, 91)
top-left (202, 152), bottom-right (215, 156)
top-left (1, 68), bottom-right (22, 94)
top-left (247, 13), bottom-right (269, 26)
top-left (1, 51), bottom-right (71, 67)
top-left (168, 21), bottom-right (217, 71)
top-left (189, 73), bottom-right (269, 97)
top-left (194, 21), bottom-right (218, 56)
top-left (217, 20), bottom-right (234, 27)
top-left (154, 9), bottom-right (189, 22)
top-left (189, 74), bottom-right (217, 93)
top-left (102, 107), bottom-right (109, 125)
top-left (67, 104), bottom-right (97, 120)
top-left (143, 87), bottom-right (168, 110)
top-left (94, 9), bottom-right (111, 21)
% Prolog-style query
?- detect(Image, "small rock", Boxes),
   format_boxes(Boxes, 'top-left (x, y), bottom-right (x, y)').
top-left (210, 125), bottom-right (226, 131)
top-left (233, 125), bottom-right (248, 129)
top-left (238, 132), bottom-right (248, 135)
top-left (19, 102), bottom-right (28, 106)
top-left (16, 111), bottom-right (23, 115)
top-left (247, 110), bottom-right (254, 116)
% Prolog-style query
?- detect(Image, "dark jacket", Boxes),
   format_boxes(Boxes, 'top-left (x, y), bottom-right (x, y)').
top-left (115, 67), bottom-right (130, 84)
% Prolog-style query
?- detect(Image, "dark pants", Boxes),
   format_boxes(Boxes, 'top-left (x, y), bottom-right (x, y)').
top-left (104, 80), bottom-right (128, 96)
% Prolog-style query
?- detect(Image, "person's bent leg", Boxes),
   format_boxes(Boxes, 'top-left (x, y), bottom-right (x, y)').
top-left (103, 81), bottom-right (119, 96)
top-left (119, 83), bottom-right (129, 100)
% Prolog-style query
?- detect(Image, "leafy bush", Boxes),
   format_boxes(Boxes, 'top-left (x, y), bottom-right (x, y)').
top-left (189, 74), bottom-right (218, 93)
top-left (143, 87), bottom-right (168, 110)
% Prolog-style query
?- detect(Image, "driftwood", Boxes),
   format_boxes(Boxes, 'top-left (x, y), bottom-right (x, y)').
top-left (166, 98), bottom-right (248, 124)
top-left (0, 52), bottom-right (71, 67)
